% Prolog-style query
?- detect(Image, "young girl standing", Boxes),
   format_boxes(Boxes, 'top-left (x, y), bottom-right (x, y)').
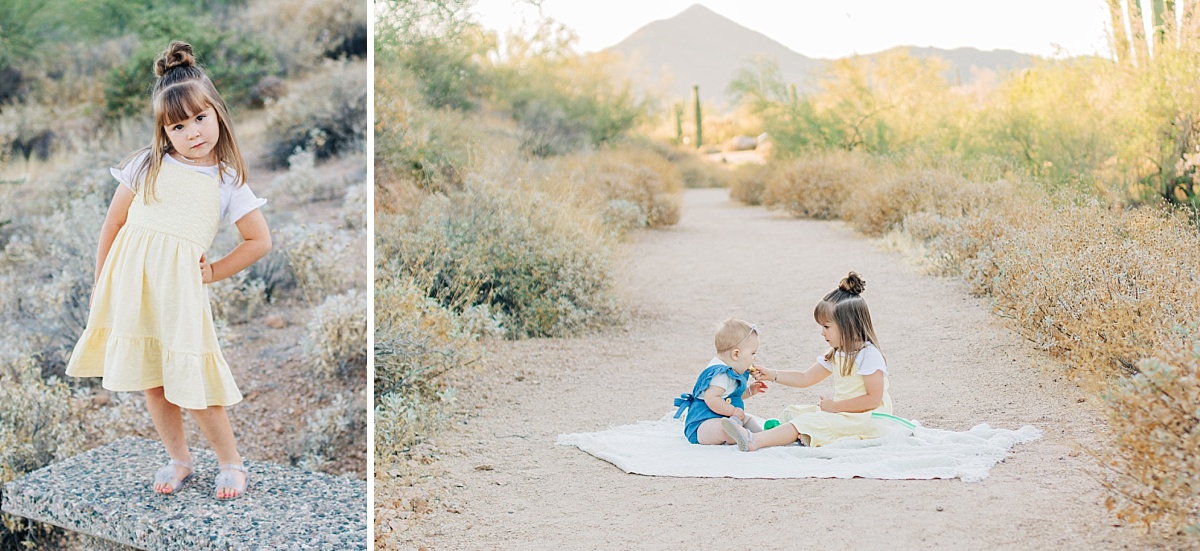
top-left (723, 272), bottom-right (893, 451)
top-left (66, 41), bottom-right (271, 499)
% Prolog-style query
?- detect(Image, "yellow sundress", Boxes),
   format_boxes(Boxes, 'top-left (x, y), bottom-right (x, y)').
top-left (780, 344), bottom-right (892, 447)
top-left (66, 162), bottom-right (242, 410)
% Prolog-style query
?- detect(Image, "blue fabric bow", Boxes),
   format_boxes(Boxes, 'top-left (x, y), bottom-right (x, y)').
top-left (673, 393), bottom-right (694, 419)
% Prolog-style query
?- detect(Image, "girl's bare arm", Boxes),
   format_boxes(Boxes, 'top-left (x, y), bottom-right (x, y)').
top-left (95, 185), bottom-right (136, 282)
top-left (762, 363), bottom-right (830, 388)
top-left (205, 209), bottom-right (271, 283)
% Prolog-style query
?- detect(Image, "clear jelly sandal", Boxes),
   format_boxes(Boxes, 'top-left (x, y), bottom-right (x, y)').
top-left (153, 459), bottom-right (193, 494)
top-left (721, 418), bottom-right (758, 452)
top-left (214, 463), bottom-right (249, 500)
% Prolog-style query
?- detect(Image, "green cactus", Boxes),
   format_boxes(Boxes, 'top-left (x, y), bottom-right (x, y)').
top-left (673, 102), bottom-right (684, 145)
top-left (692, 84), bottom-right (702, 149)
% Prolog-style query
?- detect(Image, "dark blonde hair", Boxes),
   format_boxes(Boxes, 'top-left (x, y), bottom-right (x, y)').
top-left (122, 41), bottom-right (248, 203)
top-left (814, 272), bottom-right (881, 376)
top-left (715, 318), bottom-right (757, 354)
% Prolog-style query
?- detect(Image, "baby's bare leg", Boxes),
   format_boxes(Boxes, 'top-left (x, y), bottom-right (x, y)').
top-left (695, 418), bottom-right (737, 445)
top-left (742, 414), bottom-right (766, 432)
top-left (145, 387), bottom-right (192, 491)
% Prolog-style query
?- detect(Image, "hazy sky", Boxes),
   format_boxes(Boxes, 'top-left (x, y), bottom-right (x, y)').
top-left (471, 0), bottom-right (1114, 59)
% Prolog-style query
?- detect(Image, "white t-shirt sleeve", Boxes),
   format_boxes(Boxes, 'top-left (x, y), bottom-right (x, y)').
top-left (221, 179), bottom-right (267, 227)
top-left (707, 373), bottom-right (737, 399)
top-left (854, 345), bottom-right (888, 376)
top-left (110, 151), bottom-right (151, 191)
top-left (816, 349), bottom-right (835, 372)
top-left (816, 345), bottom-right (888, 375)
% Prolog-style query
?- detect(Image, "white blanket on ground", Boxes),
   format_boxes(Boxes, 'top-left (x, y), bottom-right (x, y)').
top-left (556, 414), bottom-right (1041, 482)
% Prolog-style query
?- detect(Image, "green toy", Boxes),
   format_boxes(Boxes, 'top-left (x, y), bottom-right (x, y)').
top-left (763, 418), bottom-right (781, 430)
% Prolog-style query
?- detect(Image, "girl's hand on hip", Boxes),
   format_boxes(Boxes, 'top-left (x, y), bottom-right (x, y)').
top-left (200, 253), bottom-right (214, 284)
top-left (819, 396), bottom-right (838, 413)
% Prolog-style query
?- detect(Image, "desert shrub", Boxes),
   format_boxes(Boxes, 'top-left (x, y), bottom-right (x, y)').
top-left (244, 0), bottom-right (367, 74)
top-left (936, 200), bottom-right (1200, 377)
top-left (729, 163), bottom-right (775, 206)
top-left (0, 356), bottom-right (89, 549)
top-left (553, 147), bottom-right (683, 231)
top-left (374, 279), bottom-right (487, 464)
top-left (0, 191), bottom-right (107, 372)
top-left (292, 389), bottom-right (366, 475)
top-left (207, 270), bottom-right (268, 325)
top-left (243, 236), bottom-right (295, 303)
top-left (674, 154), bottom-right (731, 189)
top-left (1097, 326), bottom-right (1200, 537)
top-left (302, 289), bottom-right (367, 379)
top-left (516, 100), bottom-right (590, 157)
top-left (374, 66), bottom-right (475, 196)
top-left (764, 151), bottom-right (876, 219)
top-left (103, 10), bottom-right (280, 118)
top-left (843, 168), bottom-right (996, 236)
top-left (377, 181), bottom-right (619, 339)
top-left (280, 222), bottom-right (365, 306)
top-left (272, 147), bottom-right (344, 203)
top-left (376, 0), bottom-right (493, 111)
top-left (264, 62), bottom-right (367, 169)
top-left (0, 104), bottom-right (56, 161)
top-left (341, 183), bottom-right (366, 230)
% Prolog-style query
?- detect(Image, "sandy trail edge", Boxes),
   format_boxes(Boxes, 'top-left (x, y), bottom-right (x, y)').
top-left (401, 188), bottom-right (1162, 550)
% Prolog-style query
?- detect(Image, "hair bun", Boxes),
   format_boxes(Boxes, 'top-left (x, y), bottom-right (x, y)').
top-left (839, 272), bottom-right (865, 295)
top-left (155, 41), bottom-right (196, 77)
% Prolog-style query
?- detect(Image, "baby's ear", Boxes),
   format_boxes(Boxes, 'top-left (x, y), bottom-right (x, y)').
top-left (730, 348), bottom-right (740, 361)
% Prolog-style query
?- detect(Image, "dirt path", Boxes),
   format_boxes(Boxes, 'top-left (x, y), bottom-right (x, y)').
top-left (407, 188), bottom-right (1158, 550)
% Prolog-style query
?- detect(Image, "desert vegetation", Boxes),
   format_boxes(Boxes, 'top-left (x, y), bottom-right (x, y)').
top-left (717, 4), bottom-right (1200, 539)
top-left (372, 1), bottom-right (733, 545)
top-left (0, 1), bottom-right (366, 548)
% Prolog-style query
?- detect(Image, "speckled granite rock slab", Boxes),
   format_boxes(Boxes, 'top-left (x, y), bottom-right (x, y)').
top-left (1, 437), bottom-right (365, 550)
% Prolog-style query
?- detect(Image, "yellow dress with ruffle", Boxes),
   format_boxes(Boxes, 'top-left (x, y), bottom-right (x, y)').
top-left (66, 162), bottom-right (242, 410)
top-left (780, 360), bottom-right (892, 447)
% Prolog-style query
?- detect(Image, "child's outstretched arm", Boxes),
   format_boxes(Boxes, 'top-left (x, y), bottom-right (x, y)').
top-left (701, 385), bottom-right (745, 421)
top-left (201, 210), bottom-right (271, 284)
top-left (755, 363), bottom-right (830, 389)
top-left (819, 371), bottom-right (885, 413)
top-left (95, 185), bottom-right (136, 282)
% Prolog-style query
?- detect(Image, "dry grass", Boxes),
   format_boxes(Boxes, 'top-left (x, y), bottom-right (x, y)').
top-left (764, 150), bottom-right (876, 219)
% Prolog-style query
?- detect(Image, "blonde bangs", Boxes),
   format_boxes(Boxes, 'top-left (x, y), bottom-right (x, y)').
top-left (154, 82), bottom-right (215, 128)
top-left (813, 300), bottom-right (836, 324)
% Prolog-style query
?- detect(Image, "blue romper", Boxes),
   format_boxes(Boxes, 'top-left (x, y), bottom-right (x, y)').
top-left (674, 362), bottom-right (749, 444)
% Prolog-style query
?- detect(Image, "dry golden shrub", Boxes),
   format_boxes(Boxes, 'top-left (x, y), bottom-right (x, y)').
top-left (1097, 327), bottom-right (1200, 534)
top-left (553, 147), bottom-right (683, 230)
top-left (844, 168), bottom-right (997, 236)
top-left (949, 202), bottom-right (1200, 379)
top-left (674, 154), bottom-right (732, 189)
top-left (764, 150), bottom-right (876, 219)
top-left (729, 163), bottom-right (776, 206)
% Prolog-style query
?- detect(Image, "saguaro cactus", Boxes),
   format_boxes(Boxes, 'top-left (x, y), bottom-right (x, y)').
top-left (692, 85), bottom-right (702, 149)
top-left (673, 102), bottom-right (684, 144)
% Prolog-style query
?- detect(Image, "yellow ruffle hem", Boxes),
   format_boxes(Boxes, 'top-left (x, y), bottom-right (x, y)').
top-left (66, 162), bottom-right (242, 409)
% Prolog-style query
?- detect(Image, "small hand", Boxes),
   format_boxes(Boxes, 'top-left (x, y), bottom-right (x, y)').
top-left (819, 396), bottom-right (838, 413)
top-left (730, 407), bottom-right (746, 422)
top-left (200, 253), bottom-right (214, 284)
top-left (750, 365), bottom-right (769, 381)
top-left (749, 380), bottom-right (768, 396)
